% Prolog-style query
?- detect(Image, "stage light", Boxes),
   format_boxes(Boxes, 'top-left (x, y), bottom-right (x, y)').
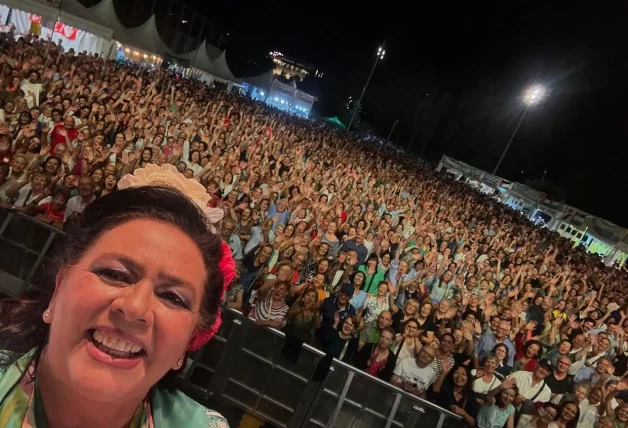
top-left (260, 91), bottom-right (264, 96)
top-left (274, 97), bottom-right (278, 101)
top-left (280, 100), bottom-right (285, 104)
top-left (523, 84), bottom-right (546, 106)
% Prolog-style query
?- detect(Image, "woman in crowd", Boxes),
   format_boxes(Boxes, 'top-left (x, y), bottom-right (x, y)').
top-left (389, 298), bottom-right (420, 332)
top-left (516, 403), bottom-right (559, 428)
top-left (492, 344), bottom-right (513, 378)
top-left (358, 255), bottom-right (385, 295)
top-left (348, 271), bottom-right (368, 313)
top-left (415, 301), bottom-right (436, 345)
top-left (284, 288), bottom-right (320, 343)
top-left (472, 354), bottom-right (502, 404)
top-left (514, 339), bottom-right (544, 372)
top-left (431, 332), bottom-right (457, 376)
top-left (321, 315), bottom-right (359, 362)
top-left (390, 318), bottom-right (421, 361)
top-left (430, 361), bottom-right (477, 426)
top-left (476, 379), bottom-right (517, 428)
top-left (552, 401), bottom-right (580, 428)
top-left (351, 327), bottom-right (396, 382)
top-left (0, 173), bottom-right (233, 426)
top-left (248, 278), bottom-right (290, 329)
top-left (361, 281), bottom-right (391, 324)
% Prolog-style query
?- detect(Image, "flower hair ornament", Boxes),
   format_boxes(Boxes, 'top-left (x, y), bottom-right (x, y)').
top-left (118, 163), bottom-right (236, 351)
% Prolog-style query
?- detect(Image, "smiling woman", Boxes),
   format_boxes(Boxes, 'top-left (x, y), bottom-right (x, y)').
top-left (0, 183), bottom-right (234, 427)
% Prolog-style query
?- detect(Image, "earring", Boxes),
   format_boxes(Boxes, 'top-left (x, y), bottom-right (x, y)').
top-left (177, 358), bottom-right (183, 368)
top-left (44, 309), bottom-right (51, 317)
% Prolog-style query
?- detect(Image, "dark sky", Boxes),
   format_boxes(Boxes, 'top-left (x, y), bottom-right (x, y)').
top-left (187, 1), bottom-right (628, 227)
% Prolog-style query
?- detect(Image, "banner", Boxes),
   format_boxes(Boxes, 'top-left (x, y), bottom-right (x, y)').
top-left (11, 10), bottom-right (103, 54)
top-left (268, 79), bottom-right (296, 101)
top-left (294, 90), bottom-right (315, 109)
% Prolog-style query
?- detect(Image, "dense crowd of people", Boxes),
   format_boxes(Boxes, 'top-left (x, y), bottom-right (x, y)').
top-left (1, 29), bottom-right (627, 428)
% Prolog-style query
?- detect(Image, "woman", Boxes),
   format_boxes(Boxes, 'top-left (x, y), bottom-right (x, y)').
top-left (476, 381), bottom-right (517, 428)
top-left (472, 354), bottom-right (502, 404)
top-left (284, 289), bottom-right (320, 343)
top-left (390, 298), bottom-right (419, 332)
top-left (492, 344), bottom-right (513, 378)
top-left (431, 332), bottom-right (457, 376)
top-left (362, 281), bottom-right (390, 324)
top-left (348, 271), bottom-right (368, 313)
top-left (99, 174), bottom-right (118, 198)
top-left (390, 318), bottom-right (421, 361)
top-left (516, 403), bottom-right (558, 428)
top-left (545, 340), bottom-right (572, 367)
top-left (430, 362), bottom-right (477, 426)
top-left (514, 339), bottom-right (543, 372)
top-left (416, 301), bottom-right (436, 345)
top-left (321, 315), bottom-right (359, 362)
top-left (249, 278), bottom-right (290, 329)
top-left (351, 327), bottom-right (396, 381)
top-left (358, 255), bottom-right (385, 295)
top-left (574, 384), bottom-right (601, 427)
top-left (0, 167), bottom-right (233, 426)
top-left (552, 401), bottom-right (580, 428)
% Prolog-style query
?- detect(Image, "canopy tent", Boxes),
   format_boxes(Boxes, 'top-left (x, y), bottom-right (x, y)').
top-left (211, 51), bottom-right (236, 82)
top-left (1, 0), bottom-right (57, 22)
top-left (175, 40), bottom-right (217, 75)
top-left (322, 116), bottom-right (347, 130)
top-left (88, 0), bottom-right (171, 55)
top-left (58, 0), bottom-right (112, 40)
top-left (238, 69), bottom-right (274, 93)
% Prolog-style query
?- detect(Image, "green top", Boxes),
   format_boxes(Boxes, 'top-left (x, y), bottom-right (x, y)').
top-left (0, 349), bottom-right (229, 427)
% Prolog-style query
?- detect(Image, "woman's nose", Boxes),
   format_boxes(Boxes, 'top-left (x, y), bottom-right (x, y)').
top-left (110, 280), bottom-right (155, 325)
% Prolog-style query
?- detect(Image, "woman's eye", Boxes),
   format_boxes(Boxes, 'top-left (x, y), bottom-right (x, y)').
top-left (160, 291), bottom-right (188, 309)
top-left (95, 268), bottom-right (131, 283)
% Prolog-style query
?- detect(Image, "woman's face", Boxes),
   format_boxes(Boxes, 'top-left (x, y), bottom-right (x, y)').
top-left (617, 405), bottom-right (628, 422)
top-left (526, 343), bottom-right (540, 358)
top-left (558, 341), bottom-right (571, 355)
top-left (589, 388), bottom-right (602, 404)
top-left (500, 388), bottom-right (516, 407)
top-left (45, 158), bottom-right (60, 173)
top-left (353, 273), bottom-right (364, 286)
top-left (495, 346), bottom-right (507, 361)
top-left (561, 403), bottom-right (578, 421)
top-left (420, 303), bottom-right (432, 317)
top-left (378, 282), bottom-right (388, 296)
top-left (303, 290), bottom-right (317, 308)
top-left (438, 300), bottom-right (450, 313)
top-left (318, 242), bottom-right (329, 256)
top-left (273, 282), bottom-right (289, 300)
top-left (453, 329), bottom-right (463, 344)
top-left (405, 301), bottom-right (418, 315)
top-left (104, 174), bottom-right (117, 190)
top-left (382, 254), bottom-right (391, 265)
top-left (43, 220), bottom-right (207, 404)
top-left (341, 318), bottom-right (355, 335)
top-left (452, 367), bottom-right (468, 386)
top-left (92, 169), bottom-right (103, 183)
top-left (379, 331), bottom-right (394, 348)
top-left (484, 357), bottom-right (497, 372)
top-left (539, 406), bottom-right (558, 423)
top-left (574, 386), bottom-right (587, 402)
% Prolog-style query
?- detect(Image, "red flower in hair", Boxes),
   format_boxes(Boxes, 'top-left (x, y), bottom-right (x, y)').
top-left (188, 241), bottom-right (236, 352)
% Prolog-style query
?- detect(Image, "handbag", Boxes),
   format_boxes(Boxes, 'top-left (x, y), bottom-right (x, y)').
top-left (519, 380), bottom-right (546, 415)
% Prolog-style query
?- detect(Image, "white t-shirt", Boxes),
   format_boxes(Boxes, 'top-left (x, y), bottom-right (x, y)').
top-left (20, 80), bottom-right (43, 108)
top-left (471, 369), bottom-right (502, 394)
top-left (393, 358), bottom-right (437, 392)
top-left (13, 183), bottom-right (51, 207)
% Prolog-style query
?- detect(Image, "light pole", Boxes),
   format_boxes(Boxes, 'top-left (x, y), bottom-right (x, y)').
top-left (386, 120), bottom-right (398, 143)
top-left (493, 84), bottom-right (546, 175)
top-left (347, 44), bottom-right (386, 132)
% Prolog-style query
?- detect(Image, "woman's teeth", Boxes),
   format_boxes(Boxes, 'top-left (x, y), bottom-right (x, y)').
top-left (91, 329), bottom-right (143, 358)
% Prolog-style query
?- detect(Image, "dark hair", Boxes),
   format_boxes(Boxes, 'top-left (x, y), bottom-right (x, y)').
top-left (0, 186), bottom-right (224, 368)
top-left (445, 364), bottom-right (473, 391)
top-left (522, 340), bottom-right (544, 359)
top-left (491, 343), bottom-right (510, 363)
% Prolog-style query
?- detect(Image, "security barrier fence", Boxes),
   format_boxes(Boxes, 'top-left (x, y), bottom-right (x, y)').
top-left (0, 209), bottom-right (462, 428)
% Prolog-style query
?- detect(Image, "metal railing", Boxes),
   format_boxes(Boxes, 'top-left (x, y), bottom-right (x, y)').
top-left (0, 209), bottom-right (462, 427)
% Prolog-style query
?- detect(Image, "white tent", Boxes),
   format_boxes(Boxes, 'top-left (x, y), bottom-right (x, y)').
top-left (211, 51), bottom-right (236, 81)
top-left (2, 0), bottom-right (56, 22)
top-left (176, 40), bottom-right (216, 73)
top-left (88, 0), bottom-right (169, 55)
top-left (59, 0), bottom-right (112, 40)
top-left (238, 69), bottom-right (274, 93)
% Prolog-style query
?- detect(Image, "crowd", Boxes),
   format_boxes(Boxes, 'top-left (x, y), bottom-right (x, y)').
top-left (1, 28), bottom-right (627, 428)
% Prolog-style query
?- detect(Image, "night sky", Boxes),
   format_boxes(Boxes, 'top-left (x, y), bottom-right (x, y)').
top-left (187, 1), bottom-right (628, 227)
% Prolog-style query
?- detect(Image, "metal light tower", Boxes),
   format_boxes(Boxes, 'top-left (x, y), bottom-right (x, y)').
top-left (347, 44), bottom-right (386, 132)
top-left (493, 84), bottom-right (546, 175)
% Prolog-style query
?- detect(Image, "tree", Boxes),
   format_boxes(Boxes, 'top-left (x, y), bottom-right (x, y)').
top-left (344, 99), bottom-right (363, 131)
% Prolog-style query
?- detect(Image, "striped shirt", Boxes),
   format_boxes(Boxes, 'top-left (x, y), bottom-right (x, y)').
top-left (249, 292), bottom-right (288, 323)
